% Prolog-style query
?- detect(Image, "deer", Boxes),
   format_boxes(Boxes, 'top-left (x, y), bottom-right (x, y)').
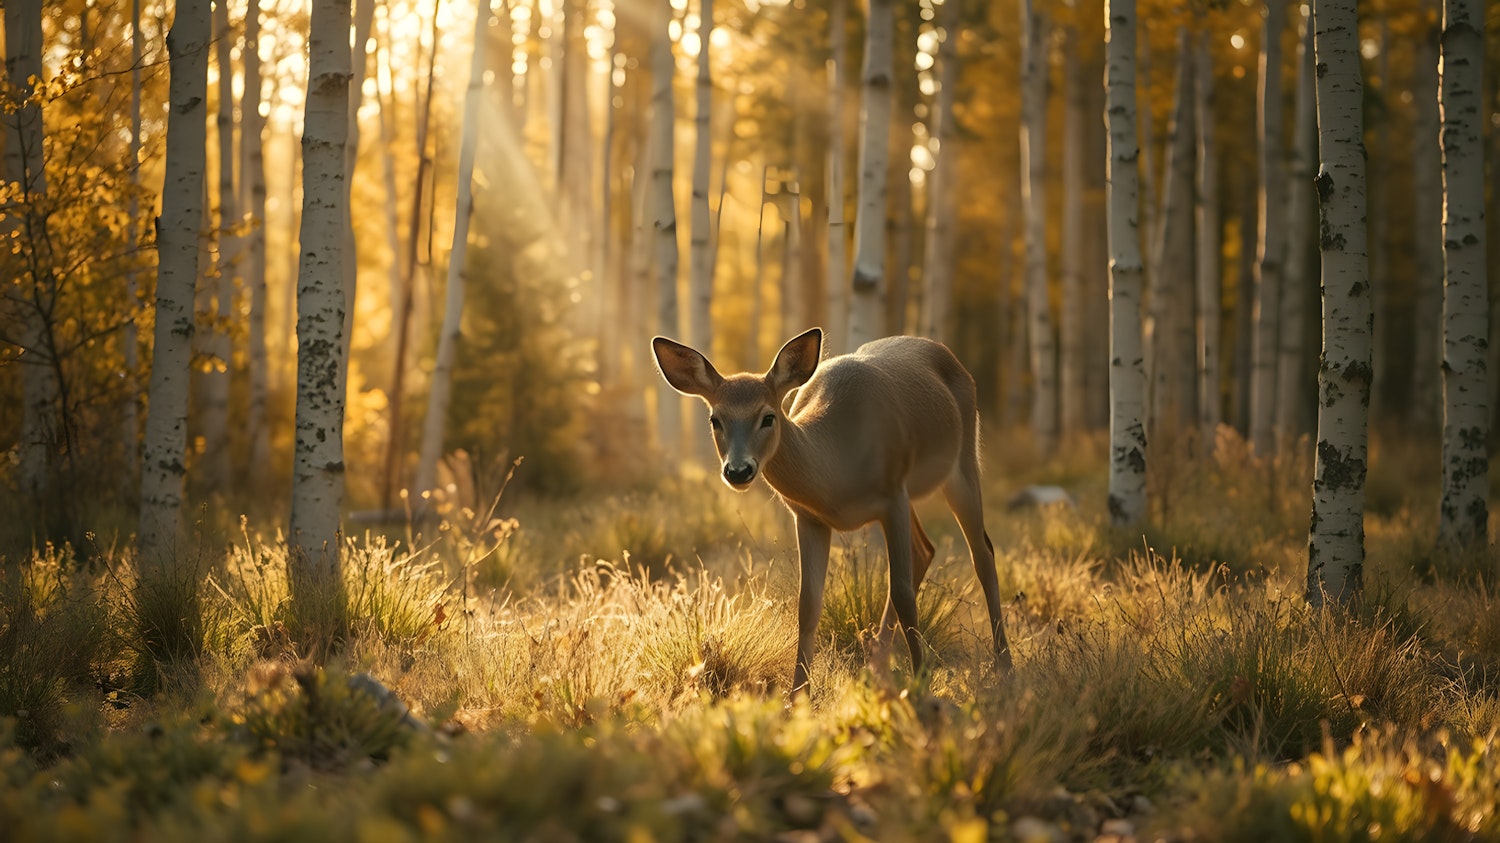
top-left (652, 327), bottom-right (1013, 694)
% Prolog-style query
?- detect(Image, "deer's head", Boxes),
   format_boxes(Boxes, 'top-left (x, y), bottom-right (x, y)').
top-left (652, 328), bottom-right (822, 490)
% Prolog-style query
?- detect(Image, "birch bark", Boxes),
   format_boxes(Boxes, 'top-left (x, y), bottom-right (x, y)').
top-left (846, 0), bottom-right (892, 350)
top-left (1306, 0), bottom-right (1372, 607)
top-left (1275, 12), bottom-right (1315, 442)
top-left (413, 0), bottom-right (489, 507)
top-left (1106, 0), bottom-right (1147, 525)
top-left (1411, 24), bottom-right (1443, 428)
top-left (1249, 0), bottom-right (1287, 456)
top-left (689, 0), bottom-right (714, 360)
top-left (919, 0), bottom-right (960, 346)
top-left (1194, 31), bottom-right (1221, 444)
top-left (1437, 0), bottom-right (1488, 547)
top-left (824, 0), bottom-right (848, 356)
top-left (650, 0), bottom-right (682, 457)
top-left (1059, 22), bottom-right (1085, 434)
top-left (243, 0), bottom-right (272, 478)
top-left (1020, 0), bottom-right (1057, 455)
top-left (201, 0), bottom-right (238, 492)
top-left (289, 0), bottom-right (353, 571)
top-left (139, 2), bottom-right (209, 569)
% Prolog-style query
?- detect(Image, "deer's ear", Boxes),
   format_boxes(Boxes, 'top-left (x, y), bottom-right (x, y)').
top-left (653, 337), bottom-right (724, 398)
top-left (767, 328), bottom-right (822, 396)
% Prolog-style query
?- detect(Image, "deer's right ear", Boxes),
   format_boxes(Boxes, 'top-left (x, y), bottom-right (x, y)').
top-left (653, 337), bottom-right (724, 398)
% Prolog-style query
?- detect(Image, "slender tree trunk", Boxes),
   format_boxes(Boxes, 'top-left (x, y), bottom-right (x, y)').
top-left (650, 0), bottom-right (682, 457)
top-left (1437, 0), bottom-right (1488, 548)
top-left (1249, 0), bottom-right (1287, 456)
top-left (201, 0), bottom-right (238, 493)
top-left (1058, 21), bottom-right (1085, 435)
top-left (1232, 180), bottom-right (1257, 434)
top-left (748, 167), bottom-right (769, 368)
top-left (139, 2), bottom-right (209, 569)
top-left (886, 144), bottom-right (913, 335)
top-left (1194, 31), bottom-right (1221, 445)
top-left (289, 0), bottom-right (353, 573)
top-left (1150, 28), bottom-right (1196, 435)
top-left (243, 0), bottom-right (271, 483)
top-left (598, 39), bottom-right (620, 389)
top-left (122, 0), bottom-right (145, 494)
top-left (559, 0), bottom-right (595, 331)
top-left (1367, 14), bottom-right (1393, 420)
top-left (1306, 0), bottom-right (1372, 607)
top-left (379, 0), bottom-right (440, 512)
top-left (824, 0), bottom-right (848, 355)
top-left (1020, 0), bottom-right (1057, 455)
top-left (846, 0), bottom-right (892, 350)
top-left (4, 0), bottom-right (60, 511)
top-left (689, 0), bottom-right (714, 362)
top-left (782, 179), bottom-right (805, 335)
top-left (919, 0), bottom-right (961, 345)
top-left (413, 0), bottom-right (489, 506)
top-left (338, 0), bottom-right (375, 400)
top-left (1276, 12), bottom-right (1316, 442)
top-left (1411, 25), bottom-right (1443, 429)
top-left (1106, 0), bottom-right (1147, 525)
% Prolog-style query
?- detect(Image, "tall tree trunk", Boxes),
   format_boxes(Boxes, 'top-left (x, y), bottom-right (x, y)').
top-left (919, 0), bottom-right (961, 345)
top-left (289, 0), bottom-right (353, 574)
top-left (846, 0), bottom-right (892, 350)
top-left (413, 0), bottom-right (490, 506)
top-left (202, 0), bottom-right (238, 493)
top-left (1275, 12), bottom-right (1315, 442)
top-left (1020, 0), bottom-right (1057, 455)
top-left (1194, 31), bottom-right (1221, 445)
top-left (122, 0), bottom-right (145, 494)
top-left (748, 167), bottom-right (769, 368)
top-left (1410, 24), bottom-right (1443, 429)
top-left (1249, 0), bottom-right (1287, 456)
top-left (559, 0), bottom-right (595, 330)
top-left (1437, 0), bottom-right (1488, 548)
top-left (824, 0), bottom-right (848, 355)
top-left (1232, 180), bottom-right (1257, 434)
top-left (650, 0), bottom-right (682, 457)
top-left (1306, 0), bottom-right (1372, 607)
top-left (782, 178), bottom-right (804, 335)
top-left (1106, 0), bottom-right (1147, 525)
top-left (1366, 14), bottom-right (1393, 420)
top-left (243, 0), bottom-right (271, 483)
top-left (689, 0), bottom-right (714, 362)
top-left (3, 0), bottom-right (60, 513)
top-left (139, 2), bottom-right (209, 569)
top-left (339, 0), bottom-right (375, 400)
top-left (1150, 28), bottom-right (1196, 435)
top-left (1058, 21), bottom-right (1086, 435)
top-left (886, 143), bottom-right (913, 335)
top-left (379, 0), bottom-right (440, 512)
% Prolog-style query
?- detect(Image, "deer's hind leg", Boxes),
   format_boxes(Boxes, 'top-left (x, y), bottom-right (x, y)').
top-left (943, 459), bottom-right (1013, 673)
top-left (878, 502), bottom-right (937, 656)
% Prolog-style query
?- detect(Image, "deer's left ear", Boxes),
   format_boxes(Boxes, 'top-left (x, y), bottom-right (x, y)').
top-left (653, 336), bottom-right (724, 398)
top-left (767, 328), bottom-right (822, 397)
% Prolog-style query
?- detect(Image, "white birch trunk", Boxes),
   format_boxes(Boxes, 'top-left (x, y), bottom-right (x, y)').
top-left (1194, 31), bottom-right (1221, 445)
top-left (1249, 0), bottom-right (1287, 456)
top-left (289, 0), bottom-right (353, 571)
top-left (1058, 22), bottom-right (1085, 435)
top-left (243, 0), bottom-right (271, 479)
top-left (846, 0), bottom-right (892, 350)
top-left (202, 0), bottom-right (238, 492)
top-left (1020, 0), bottom-right (1057, 455)
top-left (1437, 0), bottom-right (1488, 547)
top-left (1306, 0), bottom-right (1372, 607)
top-left (824, 0), bottom-right (848, 356)
top-left (4, 0), bottom-right (59, 505)
top-left (1106, 0), bottom-right (1147, 526)
top-left (413, 0), bottom-right (489, 506)
top-left (138, 2), bottom-right (209, 569)
top-left (1411, 28), bottom-right (1443, 428)
top-left (689, 0), bottom-right (714, 358)
top-left (919, 0), bottom-right (961, 346)
top-left (1150, 29), bottom-right (1196, 435)
top-left (650, 0), bottom-right (682, 457)
top-left (1275, 13), bottom-right (1315, 442)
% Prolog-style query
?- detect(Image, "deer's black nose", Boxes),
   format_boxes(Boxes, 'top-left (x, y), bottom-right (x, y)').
top-left (724, 462), bottom-right (755, 485)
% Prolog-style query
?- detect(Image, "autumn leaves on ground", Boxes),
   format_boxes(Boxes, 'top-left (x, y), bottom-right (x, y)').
top-left (1, 433), bottom-right (1498, 842)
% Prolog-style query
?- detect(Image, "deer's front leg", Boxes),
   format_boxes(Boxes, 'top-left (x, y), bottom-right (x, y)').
top-left (792, 511), bottom-right (832, 697)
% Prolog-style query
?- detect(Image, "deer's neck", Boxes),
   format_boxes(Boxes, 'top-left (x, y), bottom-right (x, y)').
top-left (762, 415), bottom-right (836, 515)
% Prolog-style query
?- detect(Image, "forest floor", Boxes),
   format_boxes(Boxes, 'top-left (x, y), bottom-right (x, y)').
top-left (3, 428), bottom-right (1500, 842)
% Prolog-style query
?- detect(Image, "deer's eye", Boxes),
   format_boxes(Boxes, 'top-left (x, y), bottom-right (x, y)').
top-left (710, 416), bottom-right (722, 431)
top-left (760, 413), bottom-right (776, 429)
